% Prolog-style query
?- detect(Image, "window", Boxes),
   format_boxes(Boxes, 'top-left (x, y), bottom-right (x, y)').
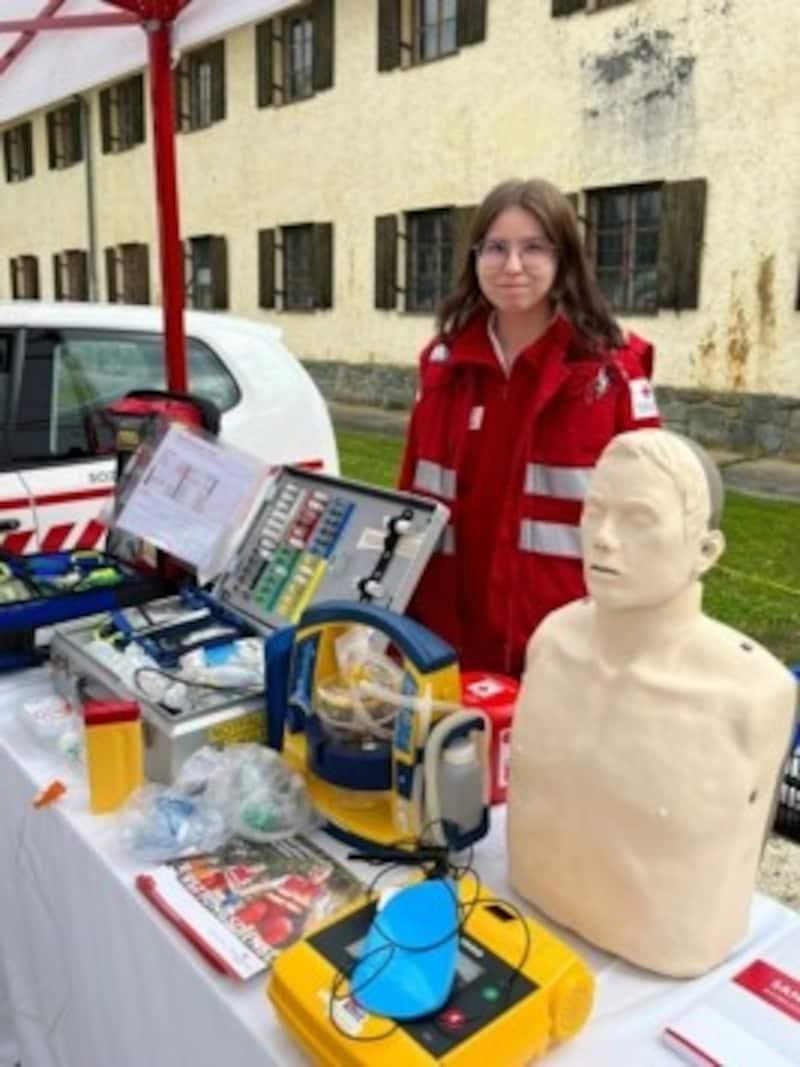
top-left (374, 205), bottom-right (475, 311)
top-left (9, 256), bottom-right (40, 300)
top-left (100, 74), bottom-right (145, 154)
top-left (105, 244), bottom-right (150, 304)
top-left (283, 225), bottom-right (315, 309)
top-left (258, 223), bottom-right (333, 311)
top-left (417, 0), bottom-right (457, 61)
top-left (175, 41), bottom-right (225, 132)
top-left (46, 102), bottom-right (83, 169)
top-left (587, 185), bottom-right (661, 312)
top-left (552, 0), bottom-right (634, 14)
top-left (3, 122), bottom-right (33, 182)
top-left (10, 330), bottom-right (238, 465)
top-left (256, 0), bottom-right (334, 108)
top-left (53, 250), bottom-right (89, 301)
top-left (406, 209), bottom-right (452, 311)
top-left (378, 0), bottom-right (486, 72)
top-left (583, 179), bottom-right (707, 312)
top-left (185, 236), bottom-right (228, 310)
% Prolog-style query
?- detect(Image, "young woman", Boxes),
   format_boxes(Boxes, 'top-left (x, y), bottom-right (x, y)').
top-left (398, 178), bottom-right (660, 677)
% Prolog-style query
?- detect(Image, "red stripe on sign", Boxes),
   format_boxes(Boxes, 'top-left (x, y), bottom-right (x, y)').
top-left (734, 959), bottom-right (800, 1023)
top-left (294, 459), bottom-right (324, 471)
top-left (0, 487), bottom-right (113, 512)
top-left (74, 519), bottom-right (106, 550)
top-left (1, 531), bottom-right (34, 554)
top-left (41, 524), bottom-right (74, 552)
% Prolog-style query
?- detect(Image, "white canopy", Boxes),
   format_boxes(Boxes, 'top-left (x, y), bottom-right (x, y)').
top-left (0, 0), bottom-right (291, 124)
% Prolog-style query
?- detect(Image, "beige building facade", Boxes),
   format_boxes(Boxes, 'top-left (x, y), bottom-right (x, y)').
top-left (1, 0), bottom-right (799, 448)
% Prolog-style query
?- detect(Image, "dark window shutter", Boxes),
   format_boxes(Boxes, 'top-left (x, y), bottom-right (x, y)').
top-left (105, 247), bottom-right (118, 302)
top-left (210, 236), bottom-right (228, 309)
top-left (449, 205), bottom-right (477, 288)
top-left (457, 0), bottom-right (487, 47)
top-left (312, 0), bottom-right (335, 92)
top-left (378, 0), bottom-right (402, 72)
top-left (210, 40), bottom-right (226, 122)
top-left (46, 112), bottom-right (57, 169)
top-left (258, 228), bottom-right (276, 309)
top-left (552, 0), bottom-right (586, 15)
top-left (375, 214), bottom-right (398, 309)
top-left (23, 123), bottom-right (33, 177)
top-left (131, 75), bottom-right (145, 146)
top-left (312, 222), bottom-right (334, 309)
top-left (134, 244), bottom-right (150, 304)
top-left (100, 88), bottom-right (112, 153)
top-left (25, 257), bottom-right (38, 298)
top-left (658, 178), bottom-right (707, 311)
top-left (256, 21), bottom-right (274, 107)
top-left (9, 260), bottom-right (18, 299)
top-left (2, 132), bottom-right (11, 182)
top-left (70, 101), bottom-right (84, 163)
top-left (73, 251), bottom-right (88, 300)
top-left (53, 254), bottom-right (63, 300)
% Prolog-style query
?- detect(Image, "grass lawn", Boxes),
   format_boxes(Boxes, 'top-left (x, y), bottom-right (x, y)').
top-left (337, 428), bottom-right (800, 666)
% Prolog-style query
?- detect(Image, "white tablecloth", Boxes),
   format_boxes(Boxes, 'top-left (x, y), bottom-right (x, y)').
top-left (0, 668), bottom-right (798, 1067)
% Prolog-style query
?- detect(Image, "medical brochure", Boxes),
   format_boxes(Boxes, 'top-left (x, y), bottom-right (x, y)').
top-left (136, 836), bottom-right (365, 980)
top-left (662, 926), bottom-right (800, 1067)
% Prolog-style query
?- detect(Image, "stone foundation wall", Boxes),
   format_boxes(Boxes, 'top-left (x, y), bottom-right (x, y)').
top-left (302, 360), bottom-right (800, 457)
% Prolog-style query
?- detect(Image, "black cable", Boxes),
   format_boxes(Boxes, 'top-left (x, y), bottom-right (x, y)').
top-left (132, 665), bottom-right (263, 696)
top-left (326, 833), bottom-right (534, 1047)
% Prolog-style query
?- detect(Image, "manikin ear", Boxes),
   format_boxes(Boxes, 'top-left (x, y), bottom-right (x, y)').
top-left (694, 529), bottom-right (725, 577)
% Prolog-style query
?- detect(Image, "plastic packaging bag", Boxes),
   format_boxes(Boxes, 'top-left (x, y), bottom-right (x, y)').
top-left (19, 693), bottom-right (83, 763)
top-left (119, 783), bottom-right (228, 863)
top-left (119, 743), bottom-right (317, 861)
top-left (201, 744), bottom-right (318, 843)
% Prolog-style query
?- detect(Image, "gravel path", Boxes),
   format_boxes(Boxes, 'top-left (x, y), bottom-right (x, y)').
top-left (757, 834), bottom-right (800, 911)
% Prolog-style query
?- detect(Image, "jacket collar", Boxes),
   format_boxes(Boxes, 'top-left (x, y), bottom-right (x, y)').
top-left (447, 309), bottom-right (576, 372)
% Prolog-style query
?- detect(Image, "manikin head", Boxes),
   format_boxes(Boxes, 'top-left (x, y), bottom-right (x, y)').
top-left (581, 429), bottom-right (726, 610)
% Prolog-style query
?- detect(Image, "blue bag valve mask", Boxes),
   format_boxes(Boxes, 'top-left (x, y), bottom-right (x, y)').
top-left (351, 878), bottom-right (459, 1019)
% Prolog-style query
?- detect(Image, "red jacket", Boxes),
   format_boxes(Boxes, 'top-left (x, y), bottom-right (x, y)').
top-left (398, 312), bottom-right (660, 677)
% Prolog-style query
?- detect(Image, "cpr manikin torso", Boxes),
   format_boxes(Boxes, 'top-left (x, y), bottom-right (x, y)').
top-left (507, 429), bottom-right (797, 977)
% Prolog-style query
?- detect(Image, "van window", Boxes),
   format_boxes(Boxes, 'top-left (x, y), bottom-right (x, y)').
top-left (10, 329), bottom-right (239, 464)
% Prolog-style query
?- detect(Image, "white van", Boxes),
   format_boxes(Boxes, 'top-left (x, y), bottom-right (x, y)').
top-left (0, 302), bottom-right (338, 553)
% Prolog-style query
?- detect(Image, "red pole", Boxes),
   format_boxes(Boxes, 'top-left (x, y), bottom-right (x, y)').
top-left (145, 19), bottom-right (187, 392)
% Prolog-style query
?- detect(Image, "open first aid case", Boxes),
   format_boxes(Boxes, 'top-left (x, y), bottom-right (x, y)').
top-left (0, 545), bottom-right (167, 672)
top-left (50, 424), bottom-right (450, 782)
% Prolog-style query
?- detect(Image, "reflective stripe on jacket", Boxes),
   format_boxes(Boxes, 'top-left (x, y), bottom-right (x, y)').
top-left (398, 312), bottom-right (660, 677)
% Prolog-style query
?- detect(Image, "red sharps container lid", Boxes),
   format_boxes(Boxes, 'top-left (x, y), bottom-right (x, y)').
top-left (83, 699), bottom-right (141, 726)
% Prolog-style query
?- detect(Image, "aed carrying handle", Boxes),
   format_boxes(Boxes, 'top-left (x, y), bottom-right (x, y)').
top-left (264, 599), bottom-right (458, 752)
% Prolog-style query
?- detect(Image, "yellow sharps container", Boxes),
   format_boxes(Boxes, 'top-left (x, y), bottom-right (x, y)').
top-left (83, 699), bottom-right (144, 813)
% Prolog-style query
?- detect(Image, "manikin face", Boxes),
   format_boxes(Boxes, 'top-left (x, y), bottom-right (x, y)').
top-left (581, 450), bottom-right (711, 610)
top-left (475, 206), bottom-right (558, 316)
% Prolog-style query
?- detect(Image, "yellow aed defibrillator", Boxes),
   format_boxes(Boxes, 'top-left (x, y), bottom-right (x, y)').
top-left (267, 873), bottom-right (595, 1066)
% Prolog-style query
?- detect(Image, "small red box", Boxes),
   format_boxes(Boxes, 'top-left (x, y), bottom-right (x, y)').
top-left (460, 671), bottom-right (519, 805)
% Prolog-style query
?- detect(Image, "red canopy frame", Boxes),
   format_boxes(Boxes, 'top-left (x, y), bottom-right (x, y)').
top-left (0, 0), bottom-right (195, 391)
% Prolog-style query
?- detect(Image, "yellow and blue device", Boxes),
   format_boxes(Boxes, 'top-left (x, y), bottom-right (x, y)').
top-left (268, 875), bottom-right (595, 1066)
top-left (265, 600), bottom-right (490, 851)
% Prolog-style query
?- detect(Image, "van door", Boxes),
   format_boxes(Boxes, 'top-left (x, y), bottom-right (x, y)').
top-left (3, 327), bottom-right (116, 554)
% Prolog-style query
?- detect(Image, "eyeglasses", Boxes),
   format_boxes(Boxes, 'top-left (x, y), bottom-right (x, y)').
top-left (473, 237), bottom-right (557, 270)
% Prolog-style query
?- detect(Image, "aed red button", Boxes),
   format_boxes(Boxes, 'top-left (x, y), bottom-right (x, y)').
top-left (438, 1007), bottom-right (466, 1030)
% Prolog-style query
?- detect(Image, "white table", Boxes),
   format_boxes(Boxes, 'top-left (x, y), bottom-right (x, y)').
top-left (0, 668), bottom-right (798, 1067)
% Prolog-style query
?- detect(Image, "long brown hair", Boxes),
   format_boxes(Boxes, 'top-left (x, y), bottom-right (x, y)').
top-left (437, 178), bottom-right (624, 352)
